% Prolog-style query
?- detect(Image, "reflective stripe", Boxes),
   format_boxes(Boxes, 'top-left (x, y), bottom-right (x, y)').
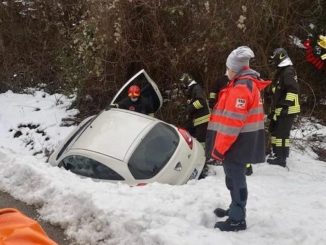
top-left (211, 109), bottom-right (246, 121)
top-left (248, 107), bottom-right (264, 115)
top-left (193, 114), bottom-right (210, 126)
top-left (276, 106), bottom-right (300, 115)
top-left (207, 122), bottom-right (241, 136)
top-left (272, 86), bottom-right (276, 93)
top-left (193, 100), bottom-right (203, 109)
top-left (275, 108), bottom-right (282, 116)
top-left (272, 138), bottom-right (290, 147)
top-left (321, 53), bottom-right (326, 60)
top-left (271, 136), bottom-right (276, 144)
top-left (209, 92), bottom-right (217, 99)
top-left (288, 105), bottom-right (300, 114)
top-left (240, 121), bottom-right (264, 133)
top-left (246, 163), bottom-right (251, 168)
top-left (285, 92), bottom-right (297, 101)
top-left (211, 107), bottom-right (263, 120)
top-left (275, 138), bottom-right (282, 147)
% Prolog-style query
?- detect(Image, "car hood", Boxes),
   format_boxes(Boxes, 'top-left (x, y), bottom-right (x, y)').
top-left (70, 109), bottom-right (154, 161)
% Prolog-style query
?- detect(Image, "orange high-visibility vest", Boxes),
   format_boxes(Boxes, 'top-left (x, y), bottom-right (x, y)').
top-left (208, 69), bottom-right (271, 163)
top-left (0, 208), bottom-right (58, 245)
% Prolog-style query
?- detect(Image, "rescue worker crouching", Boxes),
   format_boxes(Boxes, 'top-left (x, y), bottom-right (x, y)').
top-left (117, 85), bottom-right (153, 116)
top-left (267, 48), bottom-right (300, 167)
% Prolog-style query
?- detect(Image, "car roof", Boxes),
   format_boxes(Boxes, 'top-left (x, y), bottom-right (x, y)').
top-left (70, 109), bottom-right (157, 161)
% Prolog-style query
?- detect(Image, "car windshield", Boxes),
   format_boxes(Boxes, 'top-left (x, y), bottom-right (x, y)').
top-left (128, 122), bottom-right (179, 179)
top-left (60, 155), bottom-right (124, 180)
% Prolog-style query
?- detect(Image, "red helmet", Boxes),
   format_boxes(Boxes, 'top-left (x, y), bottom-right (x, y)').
top-left (128, 85), bottom-right (141, 98)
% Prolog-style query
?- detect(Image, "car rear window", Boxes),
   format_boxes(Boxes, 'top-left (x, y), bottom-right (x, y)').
top-left (128, 122), bottom-right (179, 179)
top-left (60, 155), bottom-right (124, 180)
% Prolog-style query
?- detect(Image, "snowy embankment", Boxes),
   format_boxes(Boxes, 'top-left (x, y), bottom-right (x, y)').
top-left (0, 90), bottom-right (326, 245)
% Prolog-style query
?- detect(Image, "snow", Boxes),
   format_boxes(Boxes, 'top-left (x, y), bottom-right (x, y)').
top-left (1, 90), bottom-right (326, 245)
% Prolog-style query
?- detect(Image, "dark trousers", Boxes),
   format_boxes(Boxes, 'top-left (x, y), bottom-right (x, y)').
top-left (270, 115), bottom-right (295, 158)
top-left (223, 161), bottom-right (248, 221)
top-left (188, 122), bottom-right (208, 143)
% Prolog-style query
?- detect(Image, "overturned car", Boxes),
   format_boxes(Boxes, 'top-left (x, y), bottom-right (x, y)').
top-left (49, 70), bottom-right (206, 185)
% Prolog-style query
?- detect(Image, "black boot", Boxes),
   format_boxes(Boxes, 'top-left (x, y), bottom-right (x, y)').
top-left (198, 164), bottom-right (209, 179)
top-left (268, 157), bottom-right (286, 167)
top-left (213, 208), bottom-right (229, 218)
top-left (214, 218), bottom-right (247, 231)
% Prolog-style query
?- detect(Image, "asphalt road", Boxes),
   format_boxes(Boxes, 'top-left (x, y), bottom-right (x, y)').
top-left (0, 190), bottom-right (73, 245)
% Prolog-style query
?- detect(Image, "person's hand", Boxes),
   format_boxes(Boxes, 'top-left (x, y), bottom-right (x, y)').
top-left (211, 150), bottom-right (224, 164)
top-left (267, 113), bottom-right (275, 121)
top-left (205, 158), bottom-right (221, 166)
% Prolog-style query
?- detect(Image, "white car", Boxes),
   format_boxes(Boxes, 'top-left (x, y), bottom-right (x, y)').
top-left (49, 70), bottom-right (205, 185)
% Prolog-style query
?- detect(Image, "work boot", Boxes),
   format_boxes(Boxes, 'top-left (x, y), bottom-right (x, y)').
top-left (268, 157), bottom-right (286, 167)
top-left (266, 153), bottom-right (276, 163)
top-left (214, 218), bottom-right (247, 231)
top-left (198, 165), bottom-right (209, 179)
top-left (214, 208), bottom-right (229, 218)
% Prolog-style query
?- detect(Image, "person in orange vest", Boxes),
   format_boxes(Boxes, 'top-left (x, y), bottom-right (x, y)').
top-left (206, 46), bottom-right (271, 231)
top-left (207, 73), bottom-right (253, 176)
top-left (0, 208), bottom-right (58, 245)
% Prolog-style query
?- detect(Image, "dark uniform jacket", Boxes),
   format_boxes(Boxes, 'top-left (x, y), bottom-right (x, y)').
top-left (186, 83), bottom-right (210, 128)
top-left (208, 75), bottom-right (229, 109)
top-left (271, 66), bottom-right (300, 117)
top-left (118, 97), bottom-right (152, 115)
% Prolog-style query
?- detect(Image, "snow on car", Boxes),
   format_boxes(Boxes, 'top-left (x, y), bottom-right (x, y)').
top-left (49, 70), bottom-right (206, 185)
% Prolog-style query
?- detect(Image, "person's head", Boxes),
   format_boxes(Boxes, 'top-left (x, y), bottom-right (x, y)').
top-left (270, 48), bottom-right (293, 68)
top-left (128, 85), bottom-right (141, 102)
top-left (226, 46), bottom-right (255, 80)
top-left (179, 73), bottom-right (197, 88)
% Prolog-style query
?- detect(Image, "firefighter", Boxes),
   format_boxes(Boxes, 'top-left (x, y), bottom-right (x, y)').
top-left (207, 73), bottom-right (253, 176)
top-left (208, 74), bottom-right (229, 109)
top-left (180, 73), bottom-right (210, 144)
top-left (117, 85), bottom-right (153, 115)
top-left (267, 48), bottom-right (300, 167)
top-left (207, 46), bottom-right (271, 231)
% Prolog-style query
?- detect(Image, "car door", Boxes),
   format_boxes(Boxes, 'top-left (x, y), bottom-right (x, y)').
top-left (110, 69), bottom-right (163, 114)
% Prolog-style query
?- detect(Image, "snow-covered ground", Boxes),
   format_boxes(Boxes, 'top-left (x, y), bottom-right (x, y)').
top-left (0, 90), bottom-right (326, 245)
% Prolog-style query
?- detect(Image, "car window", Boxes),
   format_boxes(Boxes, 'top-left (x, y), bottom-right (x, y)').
top-left (60, 155), bottom-right (124, 180)
top-left (128, 123), bottom-right (179, 179)
top-left (56, 117), bottom-right (94, 160)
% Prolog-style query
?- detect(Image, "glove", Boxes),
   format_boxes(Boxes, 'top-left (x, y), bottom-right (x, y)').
top-left (267, 113), bottom-right (275, 121)
top-left (206, 158), bottom-right (222, 166)
top-left (211, 149), bottom-right (224, 164)
top-left (107, 103), bottom-right (119, 109)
